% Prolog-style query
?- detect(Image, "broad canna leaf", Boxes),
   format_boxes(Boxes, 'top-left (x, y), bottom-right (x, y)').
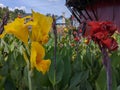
top-left (96, 67), bottom-right (117, 90)
top-left (4, 76), bottom-right (16, 90)
top-left (68, 70), bottom-right (89, 90)
top-left (32, 70), bottom-right (51, 89)
top-left (48, 57), bottom-right (64, 86)
top-left (59, 49), bottom-right (72, 89)
top-left (95, 67), bottom-right (106, 90)
top-left (111, 51), bottom-right (120, 67)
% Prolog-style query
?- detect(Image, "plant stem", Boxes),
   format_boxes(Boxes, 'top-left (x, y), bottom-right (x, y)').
top-left (27, 60), bottom-right (32, 90)
top-left (52, 15), bottom-right (57, 90)
top-left (101, 47), bottom-right (112, 90)
top-left (0, 11), bottom-right (9, 34)
top-left (23, 47), bottom-right (32, 90)
top-left (28, 71), bottom-right (32, 90)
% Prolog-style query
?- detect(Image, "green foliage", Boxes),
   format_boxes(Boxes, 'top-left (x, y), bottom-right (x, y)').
top-left (0, 28), bottom-right (120, 90)
top-left (48, 57), bottom-right (64, 86)
top-left (0, 6), bottom-right (26, 21)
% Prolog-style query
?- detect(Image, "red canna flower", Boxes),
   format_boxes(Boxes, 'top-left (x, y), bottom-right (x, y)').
top-left (84, 21), bottom-right (118, 51)
top-left (93, 32), bottom-right (105, 40)
top-left (101, 37), bottom-right (118, 51)
top-left (74, 37), bottom-right (80, 42)
top-left (73, 31), bottom-right (77, 35)
top-left (79, 29), bottom-right (82, 33)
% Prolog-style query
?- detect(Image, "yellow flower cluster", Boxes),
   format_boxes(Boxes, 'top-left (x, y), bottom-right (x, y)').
top-left (2, 11), bottom-right (53, 74)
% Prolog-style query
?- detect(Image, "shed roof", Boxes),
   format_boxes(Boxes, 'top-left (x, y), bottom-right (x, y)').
top-left (66, 0), bottom-right (120, 9)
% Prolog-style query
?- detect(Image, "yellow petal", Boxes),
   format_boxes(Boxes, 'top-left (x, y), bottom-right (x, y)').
top-left (35, 59), bottom-right (51, 74)
top-left (30, 42), bottom-right (45, 69)
top-left (23, 15), bottom-right (32, 20)
top-left (33, 11), bottom-right (53, 35)
top-left (4, 18), bottom-right (29, 44)
top-left (31, 11), bottom-right (53, 43)
top-left (30, 41), bottom-right (51, 74)
top-left (22, 48), bottom-right (29, 64)
top-left (30, 47), bottom-right (37, 69)
top-left (31, 25), bottom-right (42, 42)
top-left (41, 17), bottom-right (53, 35)
top-left (42, 35), bottom-right (49, 44)
top-left (0, 32), bottom-right (6, 38)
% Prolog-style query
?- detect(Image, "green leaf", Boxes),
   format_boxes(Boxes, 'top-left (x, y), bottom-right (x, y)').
top-left (69, 70), bottom-right (89, 90)
top-left (78, 81), bottom-right (92, 90)
top-left (68, 86), bottom-right (79, 90)
top-left (59, 52), bottom-right (72, 89)
top-left (96, 67), bottom-right (106, 90)
top-left (4, 76), bottom-right (16, 90)
top-left (32, 70), bottom-right (51, 89)
top-left (111, 51), bottom-right (120, 67)
top-left (111, 68), bottom-right (117, 90)
top-left (0, 76), bottom-right (6, 89)
top-left (96, 67), bottom-right (117, 90)
top-left (15, 53), bottom-right (26, 67)
top-left (48, 58), bottom-right (64, 86)
top-left (85, 81), bottom-right (92, 90)
top-left (117, 85), bottom-right (120, 90)
top-left (10, 43), bottom-right (14, 52)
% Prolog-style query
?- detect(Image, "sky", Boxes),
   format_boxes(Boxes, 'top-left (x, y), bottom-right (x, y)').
top-left (0, 0), bottom-right (71, 18)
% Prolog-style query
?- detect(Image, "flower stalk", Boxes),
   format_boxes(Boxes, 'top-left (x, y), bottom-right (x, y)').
top-left (0, 11), bottom-right (9, 34)
top-left (100, 46), bottom-right (112, 90)
top-left (52, 15), bottom-right (57, 90)
top-left (23, 48), bottom-right (32, 90)
top-left (27, 61), bottom-right (32, 90)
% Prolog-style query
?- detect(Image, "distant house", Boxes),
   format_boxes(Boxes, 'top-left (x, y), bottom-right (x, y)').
top-left (56, 12), bottom-right (66, 27)
top-left (56, 13), bottom-right (67, 35)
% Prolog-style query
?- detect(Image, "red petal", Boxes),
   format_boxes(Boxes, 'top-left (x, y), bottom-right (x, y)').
top-left (73, 31), bottom-right (77, 35)
top-left (79, 29), bottom-right (82, 33)
top-left (74, 37), bottom-right (80, 41)
top-left (88, 21), bottom-right (101, 35)
top-left (101, 38), bottom-right (118, 51)
top-left (93, 32), bottom-right (105, 40)
top-left (103, 21), bottom-right (117, 36)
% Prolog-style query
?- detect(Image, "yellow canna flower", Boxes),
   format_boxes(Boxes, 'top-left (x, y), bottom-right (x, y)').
top-left (30, 11), bottom-right (53, 44)
top-left (35, 59), bottom-right (51, 74)
top-left (1, 10), bottom-right (52, 75)
top-left (30, 42), bottom-right (51, 74)
top-left (4, 17), bottom-right (29, 44)
top-left (42, 35), bottom-right (49, 44)
top-left (2, 11), bottom-right (52, 45)
top-left (0, 32), bottom-right (6, 38)
top-left (32, 11), bottom-right (53, 35)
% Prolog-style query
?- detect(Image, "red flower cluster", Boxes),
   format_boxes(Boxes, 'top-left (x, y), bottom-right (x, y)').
top-left (73, 30), bottom-right (80, 42)
top-left (74, 37), bottom-right (80, 41)
top-left (85, 21), bottom-right (118, 51)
